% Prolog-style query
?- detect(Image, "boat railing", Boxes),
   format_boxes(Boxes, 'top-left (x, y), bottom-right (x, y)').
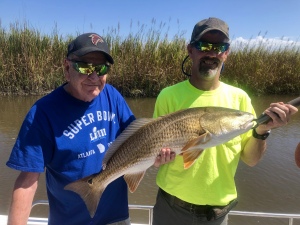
top-left (31, 200), bottom-right (300, 225)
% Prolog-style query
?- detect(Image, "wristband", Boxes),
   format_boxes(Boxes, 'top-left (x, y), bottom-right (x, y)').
top-left (252, 128), bottom-right (270, 140)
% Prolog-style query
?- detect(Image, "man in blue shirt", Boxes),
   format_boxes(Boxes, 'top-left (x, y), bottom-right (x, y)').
top-left (6, 33), bottom-right (135, 225)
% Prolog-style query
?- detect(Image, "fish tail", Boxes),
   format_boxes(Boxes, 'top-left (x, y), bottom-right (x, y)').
top-left (64, 176), bottom-right (106, 218)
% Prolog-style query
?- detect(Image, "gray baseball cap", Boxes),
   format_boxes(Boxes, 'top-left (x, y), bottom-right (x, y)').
top-left (67, 33), bottom-right (114, 64)
top-left (190, 17), bottom-right (229, 44)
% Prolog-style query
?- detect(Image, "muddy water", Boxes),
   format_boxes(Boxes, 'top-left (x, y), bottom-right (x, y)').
top-left (0, 95), bottom-right (300, 225)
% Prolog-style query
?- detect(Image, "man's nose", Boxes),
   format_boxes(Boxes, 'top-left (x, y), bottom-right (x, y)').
top-left (88, 71), bottom-right (99, 79)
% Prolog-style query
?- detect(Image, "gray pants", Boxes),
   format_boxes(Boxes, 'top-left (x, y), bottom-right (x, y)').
top-left (152, 190), bottom-right (228, 225)
top-left (107, 218), bottom-right (131, 225)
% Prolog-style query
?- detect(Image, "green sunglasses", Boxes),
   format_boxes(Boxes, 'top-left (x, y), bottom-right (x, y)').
top-left (69, 60), bottom-right (110, 76)
top-left (193, 41), bottom-right (230, 53)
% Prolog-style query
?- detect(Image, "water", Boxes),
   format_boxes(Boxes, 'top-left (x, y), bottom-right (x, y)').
top-left (0, 95), bottom-right (300, 225)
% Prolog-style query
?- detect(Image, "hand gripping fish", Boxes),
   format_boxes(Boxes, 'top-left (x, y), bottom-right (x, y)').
top-left (65, 106), bottom-right (254, 217)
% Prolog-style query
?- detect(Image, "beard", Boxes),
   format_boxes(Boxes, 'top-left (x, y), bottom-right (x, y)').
top-left (197, 57), bottom-right (222, 80)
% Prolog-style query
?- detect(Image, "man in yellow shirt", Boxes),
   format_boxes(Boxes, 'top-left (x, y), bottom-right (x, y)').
top-left (152, 17), bottom-right (298, 225)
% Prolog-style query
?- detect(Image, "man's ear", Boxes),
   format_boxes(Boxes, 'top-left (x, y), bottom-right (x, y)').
top-left (64, 59), bottom-right (71, 81)
top-left (187, 44), bottom-right (193, 57)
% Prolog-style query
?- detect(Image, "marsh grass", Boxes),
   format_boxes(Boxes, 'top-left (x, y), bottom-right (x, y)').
top-left (0, 21), bottom-right (299, 97)
top-left (0, 22), bottom-right (71, 94)
top-left (224, 38), bottom-right (300, 96)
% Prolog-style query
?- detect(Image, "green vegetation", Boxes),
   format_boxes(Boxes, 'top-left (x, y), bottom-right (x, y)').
top-left (0, 21), bottom-right (299, 97)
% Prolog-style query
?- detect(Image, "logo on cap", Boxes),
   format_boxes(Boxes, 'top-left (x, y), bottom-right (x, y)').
top-left (89, 34), bottom-right (104, 46)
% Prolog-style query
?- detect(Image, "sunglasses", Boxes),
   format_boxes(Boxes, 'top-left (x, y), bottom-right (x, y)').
top-left (69, 60), bottom-right (110, 76)
top-left (193, 41), bottom-right (230, 53)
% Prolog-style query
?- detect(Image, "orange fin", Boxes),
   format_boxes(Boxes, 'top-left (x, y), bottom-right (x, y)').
top-left (181, 132), bottom-right (212, 152)
top-left (182, 150), bottom-right (204, 169)
top-left (124, 171), bottom-right (146, 193)
top-left (181, 132), bottom-right (212, 169)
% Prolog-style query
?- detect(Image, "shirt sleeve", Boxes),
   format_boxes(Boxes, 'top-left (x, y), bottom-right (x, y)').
top-left (153, 89), bottom-right (170, 118)
top-left (6, 105), bottom-right (53, 172)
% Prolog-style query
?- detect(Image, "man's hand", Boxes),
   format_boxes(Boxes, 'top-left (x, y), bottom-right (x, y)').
top-left (256, 102), bottom-right (298, 133)
top-left (153, 148), bottom-right (176, 168)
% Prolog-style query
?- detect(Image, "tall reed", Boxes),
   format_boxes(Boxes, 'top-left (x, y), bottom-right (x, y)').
top-left (0, 20), bottom-right (299, 97)
top-left (223, 37), bottom-right (300, 96)
top-left (0, 21), bottom-right (71, 94)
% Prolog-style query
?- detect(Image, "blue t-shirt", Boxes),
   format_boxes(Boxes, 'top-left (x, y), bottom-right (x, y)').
top-left (6, 84), bottom-right (135, 225)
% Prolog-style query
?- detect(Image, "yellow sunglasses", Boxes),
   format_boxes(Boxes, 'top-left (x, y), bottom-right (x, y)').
top-left (69, 60), bottom-right (110, 76)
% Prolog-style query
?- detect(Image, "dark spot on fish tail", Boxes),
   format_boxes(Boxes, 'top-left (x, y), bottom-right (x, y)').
top-left (88, 178), bottom-right (93, 184)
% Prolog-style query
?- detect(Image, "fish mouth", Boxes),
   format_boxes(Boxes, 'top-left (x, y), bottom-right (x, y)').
top-left (244, 120), bottom-right (255, 130)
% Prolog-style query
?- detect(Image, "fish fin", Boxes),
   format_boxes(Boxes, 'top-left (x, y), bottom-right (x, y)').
top-left (102, 118), bottom-right (155, 168)
top-left (182, 150), bottom-right (204, 169)
top-left (181, 132), bottom-right (212, 152)
top-left (64, 175), bottom-right (105, 218)
top-left (124, 171), bottom-right (146, 193)
top-left (181, 132), bottom-right (212, 169)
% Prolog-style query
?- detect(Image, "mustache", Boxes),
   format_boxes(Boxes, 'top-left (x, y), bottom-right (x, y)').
top-left (200, 57), bottom-right (221, 64)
